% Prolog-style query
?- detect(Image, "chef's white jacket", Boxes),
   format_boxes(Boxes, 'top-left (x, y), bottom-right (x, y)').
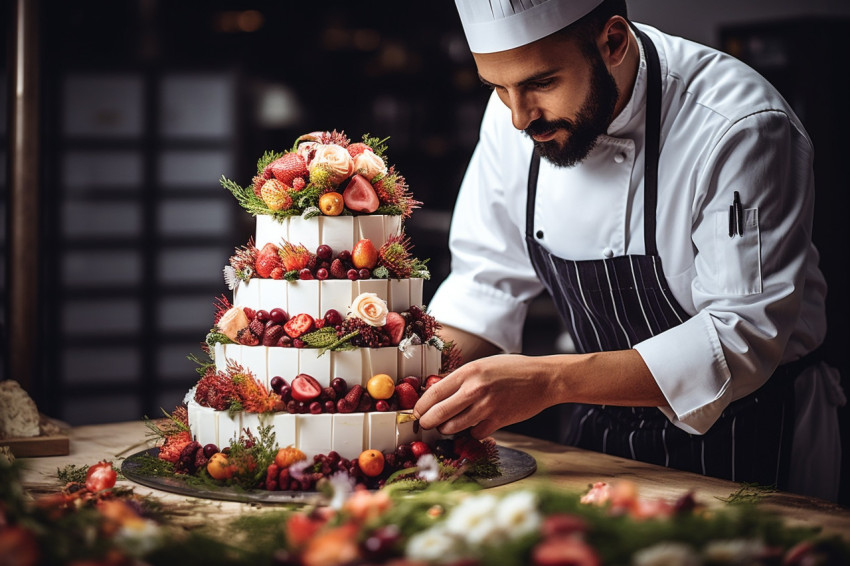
top-left (429, 24), bottom-right (844, 499)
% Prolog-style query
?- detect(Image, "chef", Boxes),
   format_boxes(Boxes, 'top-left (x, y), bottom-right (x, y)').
top-left (414, 0), bottom-right (845, 500)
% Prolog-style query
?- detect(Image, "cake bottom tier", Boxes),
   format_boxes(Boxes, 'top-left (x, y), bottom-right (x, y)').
top-left (187, 400), bottom-right (441, 460)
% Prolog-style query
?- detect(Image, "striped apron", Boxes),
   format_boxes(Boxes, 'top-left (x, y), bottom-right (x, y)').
top-left (524, 29), bottom-right (801, 488)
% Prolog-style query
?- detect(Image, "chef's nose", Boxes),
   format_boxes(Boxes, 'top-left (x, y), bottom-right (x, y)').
top-left (508, 92), bottom-right (541, 131)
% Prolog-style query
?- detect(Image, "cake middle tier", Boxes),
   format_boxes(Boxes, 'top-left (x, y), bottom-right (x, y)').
top-left (233, 278), bottom-right (424, 317)
top-left (255, 214), bottom-right (403, 253)
top-left (214, 342), bottom-right (442, 389)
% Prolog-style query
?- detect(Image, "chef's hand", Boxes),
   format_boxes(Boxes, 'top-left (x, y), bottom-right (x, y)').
top-left (412, 354), bottom-right (556, 439)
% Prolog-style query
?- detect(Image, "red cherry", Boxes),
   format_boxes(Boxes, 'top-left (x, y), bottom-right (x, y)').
top-left (358, 268), bottom-right (371, 279)
top-left (203, 444), bottom-right (219, 458)
top-left (375, 400), bottom-right (390, 412)
top-left (346, 269), bottom-right (358, 281)
top-left (324, 309), bottom-right (343, 327)
top-left (331, 377), bottom-right (347, 395)
top-left (316, 245), bottom-right (333, 260)
top-left (337, 250), bottom-right (352, 262)
top-left (316, 268), bottom-right (329, 280)
top-left (270, 308), bottom-right (288, 323)
top-left (256, 310), bottom-right (270, 322)
top-left (270, 376), bottom-right (287, 393)
top-left (309, 401), bottom-right (323, 414)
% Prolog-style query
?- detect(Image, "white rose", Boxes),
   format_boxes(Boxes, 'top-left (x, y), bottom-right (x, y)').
top-left (353, 150), bottom-right (387, 181)
top-left (349, 292), bottom-right (388, 327)
top-left (308, 144), bottom-right (354, 184)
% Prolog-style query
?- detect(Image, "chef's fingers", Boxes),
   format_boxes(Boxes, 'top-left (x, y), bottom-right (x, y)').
top-left (413, 374), bottom-right (464, 428)
top-left (468, 418), bottom-right (498, 440)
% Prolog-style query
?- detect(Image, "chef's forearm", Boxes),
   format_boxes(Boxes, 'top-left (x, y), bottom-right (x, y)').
top-left (542, 349), bottom-right (669, 408)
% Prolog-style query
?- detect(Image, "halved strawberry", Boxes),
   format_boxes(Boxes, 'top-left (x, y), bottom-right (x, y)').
top-left (342, 174), bottom-right (380, 213)
top-left (383, 312), bottom-right (405, 345)
top-left (394, 382), bottom-right (419, 410)
top-left (266, 153), bottom-right (308, 186)
top-left (284, 313), bottom-right (315, 338)
top-left (255, 243), bottom-right (283, 278)
top-left (291, 374), bottom-right (322, 402)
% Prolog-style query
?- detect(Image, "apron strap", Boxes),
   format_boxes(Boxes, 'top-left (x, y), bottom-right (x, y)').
top-left (525, 26), bottom-right (663, 257)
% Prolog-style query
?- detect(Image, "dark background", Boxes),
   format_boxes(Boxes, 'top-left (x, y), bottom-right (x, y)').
top-left (2, 1), bottom-right (848, 503)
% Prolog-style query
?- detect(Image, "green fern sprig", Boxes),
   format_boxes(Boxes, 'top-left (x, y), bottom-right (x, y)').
top-left (221, 175), bottom-right (271, 216)
top-left (362, 134), bottom-right (390, 157)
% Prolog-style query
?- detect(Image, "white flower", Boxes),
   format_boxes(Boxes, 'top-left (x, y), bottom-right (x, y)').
top-left (702, 539), bottom-right (766, 563)
top-left (416, 454), bottom-right (440, 482)
top-left (406, 526), bottom-right (464, 563)
top-left (445, 493), bottom-right (501, 545)
top-left (399, 334), bottom-right (422, 358)
top-left (309, 143), bottom-right (354, 184)
top-left (114, 520), bottom-right (163, 558)
top-left (632, 542), bottom-right (700, 566)
top-left (349, 292), bottom-right (388, 327)
top-left (353, 150), bottom-right (387, 180)
top-left (327, 471), bottom-right (355, 510)
top-left (494, 491), bottom-right (541, 539)
top-left (289, 460), bottom-right (310, 481)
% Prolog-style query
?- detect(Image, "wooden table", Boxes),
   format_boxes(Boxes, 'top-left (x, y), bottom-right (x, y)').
top-left (15, 421), bottom-right (850, 539)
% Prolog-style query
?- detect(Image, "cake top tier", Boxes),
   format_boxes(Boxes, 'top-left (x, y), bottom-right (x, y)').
top-left (221, 130), bottom-right (420, 221)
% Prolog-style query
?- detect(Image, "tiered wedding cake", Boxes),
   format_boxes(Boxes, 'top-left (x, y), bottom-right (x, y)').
top-left (185, 131), bottom-right (453, 460)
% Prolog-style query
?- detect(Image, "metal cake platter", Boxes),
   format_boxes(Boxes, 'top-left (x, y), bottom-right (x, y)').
top-left (121, 445), bottom-right (537, 504)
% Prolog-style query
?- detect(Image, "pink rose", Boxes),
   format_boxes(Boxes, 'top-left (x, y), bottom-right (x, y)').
top-left (217, 307), bottom-right (250, 342)
top-left (349, 292), bottom-right (388, 327)
top-left (353, 150), bottom-right (387, 181)
top-left (309, 144), bottom-right (354, 184)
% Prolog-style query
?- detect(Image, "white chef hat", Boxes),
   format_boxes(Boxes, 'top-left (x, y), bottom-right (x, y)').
top-left (455, 0), bottom-right (605, 53)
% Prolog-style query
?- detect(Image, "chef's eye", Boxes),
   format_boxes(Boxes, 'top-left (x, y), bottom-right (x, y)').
top-left (529, 79), bottom-right (555, 90)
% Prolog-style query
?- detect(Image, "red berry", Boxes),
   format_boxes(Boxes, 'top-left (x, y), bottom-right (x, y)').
top-left (280, 385), bottom-right (292, 403)
top-left (309, 401), bottom-right (323, 414)
top-left (256, 310), bottom-right (270, 322)
top-left (425, 375), bottom-right (443, 390)
top-left (316, 245), bottom-right (333, 260)
top-left (270, 308), bottom-right (288, 324)
top-left (299, 268), bottom-right (314, 280)
top-left (375, 399), bottom-right (390, 412)
top-left (347, 269), bottom-right (359, 281)
top-left (293, 338), bottom-right (305, 348)
top-left (203, 443), bottom-right (219, 458)
top-left (358, 268), bottom-right (371, 279)
top-left (270, 376), bottom-right (287, 393)
top-left (394, 382), bottom-right (420, 410)
top-left (316, 268), bottom-right (329, 280)
top-left (401, 376), bottom-right (421, 391)
top-left (324, 309), bottom-right (344, 327)
top-left (337, 250), bottom-right (352, 262)
top-left (324, 400), bottom-right (336, 413)
top-left (331, 377), bottom-right (347, 395)
top-left (410, 441), bottom-right (431, 458)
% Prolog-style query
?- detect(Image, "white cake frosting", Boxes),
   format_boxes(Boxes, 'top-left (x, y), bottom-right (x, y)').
top-left (255, 214), bottom-right (402, 253)
top-left (189, 213), bottom-right (442, 458)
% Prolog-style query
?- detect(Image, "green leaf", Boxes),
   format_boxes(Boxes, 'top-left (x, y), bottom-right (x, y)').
top-left (256, 150), bottom-right (284, 174)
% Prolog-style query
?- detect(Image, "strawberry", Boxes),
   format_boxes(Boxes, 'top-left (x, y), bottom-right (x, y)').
top-left (394, 382), bottom-right (419, 410)
top-left (357, 391), bottom-right (373, 412)
top-left (280, 242), bottom-right (313, 272)
top-left (347, 143), bottom-right (373, 158)
top-left (284, 313), bottom-right (315, 338)
top-left (352, 239), bottom-right (378, 270)
top-left (255, 243), bottom-right (283, 278)
top-left (342, 174), bottom-right (380, 213)
top-left (400, 376), bottom-right (421, 391)
top-left (383, 311), bottom-right (406, 345)
top-left (291, 374), bottom-right (322, 401)
top-left (262, 325), bottom-right (284, 346)
top-left (329, 258), bottom-right (347, 279)
top-left (345, 384), bottom-right (363, 407)
top-left (260, 179), bottom-right (293, 211)
top-left (424, 375), bottom-right (442, 390)
top-left (266, 153), bottom-right (308, 186)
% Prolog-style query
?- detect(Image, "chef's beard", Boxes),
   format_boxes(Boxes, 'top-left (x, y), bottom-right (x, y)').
top-left (525, 51), bottom-right (620, 168)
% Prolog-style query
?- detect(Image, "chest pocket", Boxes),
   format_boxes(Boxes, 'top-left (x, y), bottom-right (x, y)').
top-left (710, 207), bottom-right (762, 295)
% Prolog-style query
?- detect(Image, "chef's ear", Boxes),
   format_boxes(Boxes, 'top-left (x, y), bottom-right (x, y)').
top-left (598, 16), bottom-right (630, 67)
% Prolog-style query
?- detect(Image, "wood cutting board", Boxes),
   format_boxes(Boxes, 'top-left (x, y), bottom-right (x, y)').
top-left (1, 434), bottom-right (70, 457)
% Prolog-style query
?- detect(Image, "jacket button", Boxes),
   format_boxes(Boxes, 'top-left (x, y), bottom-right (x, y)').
top-left (536, 230), bottom-right (544, 239)
top-left (602, 247), bottom-right (614, 258)
top-left (614, 153), bottom-right (626, 164)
